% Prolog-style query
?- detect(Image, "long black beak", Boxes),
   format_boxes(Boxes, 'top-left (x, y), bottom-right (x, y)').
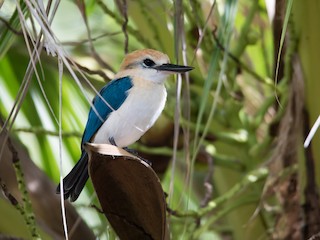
top-left (153, 63), bottom-right (194, 73)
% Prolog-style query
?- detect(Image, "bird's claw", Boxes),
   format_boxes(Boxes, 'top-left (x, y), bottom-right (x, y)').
top-left (124, 147), bottom-right (152, 166)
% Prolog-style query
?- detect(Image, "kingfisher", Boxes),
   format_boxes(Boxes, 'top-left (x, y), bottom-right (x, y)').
top-left (57, 49), bottom-right (193, 201)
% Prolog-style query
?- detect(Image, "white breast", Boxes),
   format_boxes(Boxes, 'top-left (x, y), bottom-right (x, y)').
top-left (93, 82), bottom-right (167, 147)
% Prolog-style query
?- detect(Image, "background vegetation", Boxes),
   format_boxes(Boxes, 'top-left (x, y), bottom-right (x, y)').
top-left (0, 0), bottom-right (319, 239)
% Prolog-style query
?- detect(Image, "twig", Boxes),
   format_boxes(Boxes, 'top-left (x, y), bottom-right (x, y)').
top-left (171, 167), bottom-right (269, 220)
top-left (6, 136), bottom-right (40, 239)
top-left (200, 152), bottom-right (214, 208)
top-left (191, 1), bottom-right (216, 64)
top-left (0, 178), bottom-right (29, 239)
top-left (90, 204), bottom-right (104, 214)
top-left (62, 31), bottom-right (122, 46)
top-left (193, 197), bottom-right (259, 239)
top-left (76, 0), bottom-right (114, 71)
top-left (0, 16), bottom-right (23, 35)
top-left (13, 127), bottom-right (82, 138)
top-left (212, 27), bottom-right (270, 85)
top-left (166, 204), bottom-right (198, 218)
top-left (66, 57), bottom-right (111, 82)
top-left (118, 0), bottom-right (129, 54)
top-left (23, 35), bottom-right (113, 81)
top-left (0, 177), bottom-right (19, 206)
top-left (97, 0), bottom-right (152, 48)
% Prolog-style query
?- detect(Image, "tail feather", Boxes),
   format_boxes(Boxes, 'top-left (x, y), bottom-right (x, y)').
top-left (56, 151), bottom-right (89, 202)
top-left (70, 164), bottom-right (89, 202)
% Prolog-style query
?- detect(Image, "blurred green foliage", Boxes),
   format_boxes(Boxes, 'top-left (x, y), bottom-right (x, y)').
top-left (1, 0), bottom-right (318, 239)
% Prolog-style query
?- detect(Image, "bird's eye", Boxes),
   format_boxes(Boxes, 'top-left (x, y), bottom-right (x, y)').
top-left (143, 58), bottom-right (156, 67)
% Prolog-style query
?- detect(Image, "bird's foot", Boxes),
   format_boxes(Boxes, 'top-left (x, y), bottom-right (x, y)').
top-left (109, 137), bottom-right (117, 146)
top-left (123, 147), bottom-right (137, 155)
top-left (124, 147), bottom-right (152, 166)
top-left (109, 138), bottom-right (152, 166)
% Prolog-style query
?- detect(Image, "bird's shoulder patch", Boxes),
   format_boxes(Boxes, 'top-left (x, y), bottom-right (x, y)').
top-left (81, 76), bottom-right (133, 145)
top-left (101, 76), bottom-right (133, 104)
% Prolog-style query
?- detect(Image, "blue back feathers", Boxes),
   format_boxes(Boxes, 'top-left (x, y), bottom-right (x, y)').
top-left (81, 77), bottom-right (133, 145)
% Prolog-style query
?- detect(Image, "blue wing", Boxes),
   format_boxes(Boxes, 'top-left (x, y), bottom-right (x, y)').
top-left (81, 76), bottom-right (133, 146)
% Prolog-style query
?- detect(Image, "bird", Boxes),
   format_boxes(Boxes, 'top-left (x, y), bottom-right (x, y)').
top-left (57, 49), bottom-right (193, 201)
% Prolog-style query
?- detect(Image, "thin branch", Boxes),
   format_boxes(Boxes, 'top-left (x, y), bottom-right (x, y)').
top-left (212, 27), bottom-right (271, 85)
top-left (191, 1), bottom-right (216, 64)
top-left (167, 167), bottom-right (269, 220)
top-left (6, 135), bottom-right (40, 239)
top-left (90, 204), bottom-right (104, 214)
top-left (62, 31), bottom-right (122, 46)
top-left (66, 57), bottom-right (111, 82)
top-left (121, 0), bottom-right (129, 54)
top-left (20, 34), bottom-right (113, 82)
top-left (76, 0), bottom-right (114, 71)
top-left (0, 177), bottom-right (19, 206)
top-left (168, 0), bottom-right (183, 205)
top-left (304, 115), bottom-right (320, 148)
top-left (97, 0), bottom-right (152, 48)
top-left (200, 152), bottom-right (214, 208)
top-left (0, 16), bottom-right (23, 35)
top-left (13, 127), bottom-right (82, 138)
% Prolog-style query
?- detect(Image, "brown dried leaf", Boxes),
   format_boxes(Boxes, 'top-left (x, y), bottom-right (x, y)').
top-left (86, 143), bottom-right (168, 240)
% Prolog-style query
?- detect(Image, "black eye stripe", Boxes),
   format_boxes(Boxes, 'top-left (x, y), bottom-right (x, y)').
top-left (143, 58), bottom-right (156, 67)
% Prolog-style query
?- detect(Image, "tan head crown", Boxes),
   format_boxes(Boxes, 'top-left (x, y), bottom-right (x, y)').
top-left (116, 49), bottom-right (193, 84)
top-left (119, 49), bottom-right (170, 71)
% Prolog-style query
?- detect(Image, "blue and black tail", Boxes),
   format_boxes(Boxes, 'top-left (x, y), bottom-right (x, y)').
top-left (56, 151), bottom-right (89, 202)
